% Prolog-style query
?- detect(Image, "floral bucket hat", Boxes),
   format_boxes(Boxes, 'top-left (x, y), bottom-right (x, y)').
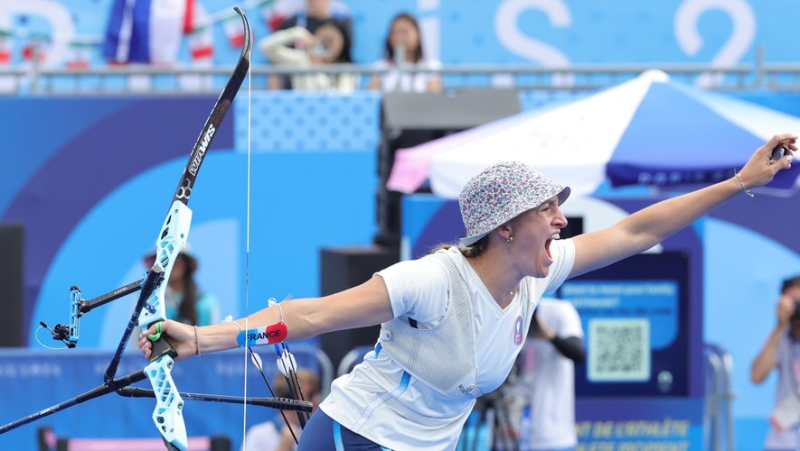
top-left (458, 161), bottom-right (571, 246)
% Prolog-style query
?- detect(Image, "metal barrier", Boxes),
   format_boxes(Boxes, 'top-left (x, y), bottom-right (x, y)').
top-left (704, 343), bottom-right (735, 451)
top-left (0, 61), bottom-right (791, 95)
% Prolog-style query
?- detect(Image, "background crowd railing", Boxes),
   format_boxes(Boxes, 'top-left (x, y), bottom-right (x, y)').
top-left (7, 61), bottom-right (800, 95)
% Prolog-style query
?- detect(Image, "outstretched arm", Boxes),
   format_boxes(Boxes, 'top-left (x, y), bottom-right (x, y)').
top-left (140, 275), bottom-right (394, 358)
top-left (258, 27), bottom-right (314, 65)
top-left (751, 295), bottom-right (794, 384)
top-left (569, 134), bottom-right (796, 278)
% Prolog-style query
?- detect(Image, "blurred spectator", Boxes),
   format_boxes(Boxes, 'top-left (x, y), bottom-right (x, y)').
top-left (369, 12), bottom-right (441, 93)
top-left (259, 18), bottom-right (357, 92)
top-left (143, 250), bottom-right (219, 326)
top-left (242, 368), bottom-right (322, 451)
top-left (266, 0), bottom-right (352, 90)
top-left (509, 298), bottom-right (585, 450)
top-left (751, 275), bottom-right (800, 450)
top-left (275, 0), bottom-right (352, 39)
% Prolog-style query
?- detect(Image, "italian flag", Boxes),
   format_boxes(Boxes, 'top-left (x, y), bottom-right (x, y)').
top-left (67, 41), bottom-right (93, 69)
top-left (184, 0), bottom-right (213, 64)
top-left (223, 15), bottom-right (245, 47)
top-left (22, 34), bottom-right (49, 65)
top-left (0, 30), bottom-right (11, 65)
top-left (262, 0), bottom-right (299, 31)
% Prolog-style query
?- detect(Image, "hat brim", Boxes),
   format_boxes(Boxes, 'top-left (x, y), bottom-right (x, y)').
top-left (458, 186), bottom-right (571, 247)
top-left (459, 231), bottom-right (490, 247)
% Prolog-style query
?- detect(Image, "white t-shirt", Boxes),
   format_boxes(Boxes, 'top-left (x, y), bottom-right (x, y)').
top-left (319, 240), bottom-right (576, 450)
top-left (517, 298), bottom-right (583, 449)
top-left (374, 58), bottom-right (441, 93)
top-left (765, 332), bottom-right (800, 450)
top-left (241, 421), bottom-right (284, 451)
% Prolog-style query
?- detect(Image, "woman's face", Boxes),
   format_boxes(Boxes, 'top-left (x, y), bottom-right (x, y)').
top-left (311, 24), bottom-right (344, 64)
top-left (786, 285), bottom-right (800, 339)
top-left (507, 196), bottom-right (568, 278)
top-left (389, 17), bottom-right (420, 58)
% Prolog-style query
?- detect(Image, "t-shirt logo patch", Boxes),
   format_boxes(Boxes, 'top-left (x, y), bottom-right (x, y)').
top-left (513, 315), bottom-right (524, 345)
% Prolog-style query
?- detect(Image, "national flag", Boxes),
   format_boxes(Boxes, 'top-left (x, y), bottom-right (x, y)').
top-left (184, 0), bottom-right (213, 64)
top-left (261, 0), bottom-right (301, 31)
top-left (67, 41), bottom-right (93, 69)
top-left (180, 0), bottom-right (213, 90)
top-left (223, 15), bottom-right (246, 46)
top-left (0, 29), bottom-right (12, 92)
top-left (103, 0), bottom-right (186, 64)
top-left (0, 30), bottom-right (11, 65)
top-left (188, 27), bottom-right (213, 62)
top-left (21, 34), bottom-right (49, 65)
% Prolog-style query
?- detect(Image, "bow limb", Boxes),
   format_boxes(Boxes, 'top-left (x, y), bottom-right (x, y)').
top-left (137, 8), bottom-right (252, 450)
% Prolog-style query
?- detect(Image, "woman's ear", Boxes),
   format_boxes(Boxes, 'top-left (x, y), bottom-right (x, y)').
top-left (497, 222), bottom-right (513, 242)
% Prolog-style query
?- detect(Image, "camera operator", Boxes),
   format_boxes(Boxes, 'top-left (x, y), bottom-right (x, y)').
top-left (502, 298), bottom-right (585, 450)
top-left (751, 275), bottom-right (800, 450)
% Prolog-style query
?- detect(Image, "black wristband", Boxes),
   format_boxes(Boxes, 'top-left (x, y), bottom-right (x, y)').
top-left (550, 335), bottom-right (586, 363)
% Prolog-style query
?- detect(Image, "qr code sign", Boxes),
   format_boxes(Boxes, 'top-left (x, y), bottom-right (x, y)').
top-left (588, 319), bottom-right (650, 382)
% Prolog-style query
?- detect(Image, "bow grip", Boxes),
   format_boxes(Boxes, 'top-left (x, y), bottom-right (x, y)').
top-left (148, 325), bottom-right (179, 362)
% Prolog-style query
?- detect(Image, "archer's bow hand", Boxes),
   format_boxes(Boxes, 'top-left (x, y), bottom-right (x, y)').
top-left (138, 319), bottom-right (194, 360)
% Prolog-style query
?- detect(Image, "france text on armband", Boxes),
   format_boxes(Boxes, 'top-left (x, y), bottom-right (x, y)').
top-left (236, 323), bottom-right (288, 346)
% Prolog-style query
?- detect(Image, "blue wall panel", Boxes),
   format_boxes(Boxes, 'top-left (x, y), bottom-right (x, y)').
top-left (0, 94), bottom-right (379, 350)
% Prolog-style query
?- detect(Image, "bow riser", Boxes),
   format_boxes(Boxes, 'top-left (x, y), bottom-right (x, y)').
top-left (146, 355), bottom-right (186, 450)
top-left (138, 200), bottom-right (192, 330)
top-left (138, 199), bottom-right (193, 451)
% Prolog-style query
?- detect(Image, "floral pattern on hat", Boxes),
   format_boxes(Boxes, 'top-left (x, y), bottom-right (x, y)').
top-left (458, 161), bottom-right (570, 246)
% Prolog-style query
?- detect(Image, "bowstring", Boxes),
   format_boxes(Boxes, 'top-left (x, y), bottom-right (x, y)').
top-left (240, 66), bottom-right (301, 447)
top-left (242, 55), bottom-right (252, 450)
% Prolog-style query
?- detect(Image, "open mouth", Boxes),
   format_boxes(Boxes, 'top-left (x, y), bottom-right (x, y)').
top-left (544, 233), bottom-right (560, 262)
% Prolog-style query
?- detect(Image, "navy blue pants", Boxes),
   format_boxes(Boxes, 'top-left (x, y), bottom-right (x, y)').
top-left (297, 409), bottom-right (390, 450)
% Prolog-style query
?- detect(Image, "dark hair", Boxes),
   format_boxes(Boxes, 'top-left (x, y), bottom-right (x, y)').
top-left (317, 18), bottom-right (352, 63)
top-left (176, 253), bottom-right (200, 326)
top-left (781, 276), bottom-right (800, 294)
top-left (384, 13), bottom-right (424, 64)
top-left (429, 235), bottom-right (490, 259)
